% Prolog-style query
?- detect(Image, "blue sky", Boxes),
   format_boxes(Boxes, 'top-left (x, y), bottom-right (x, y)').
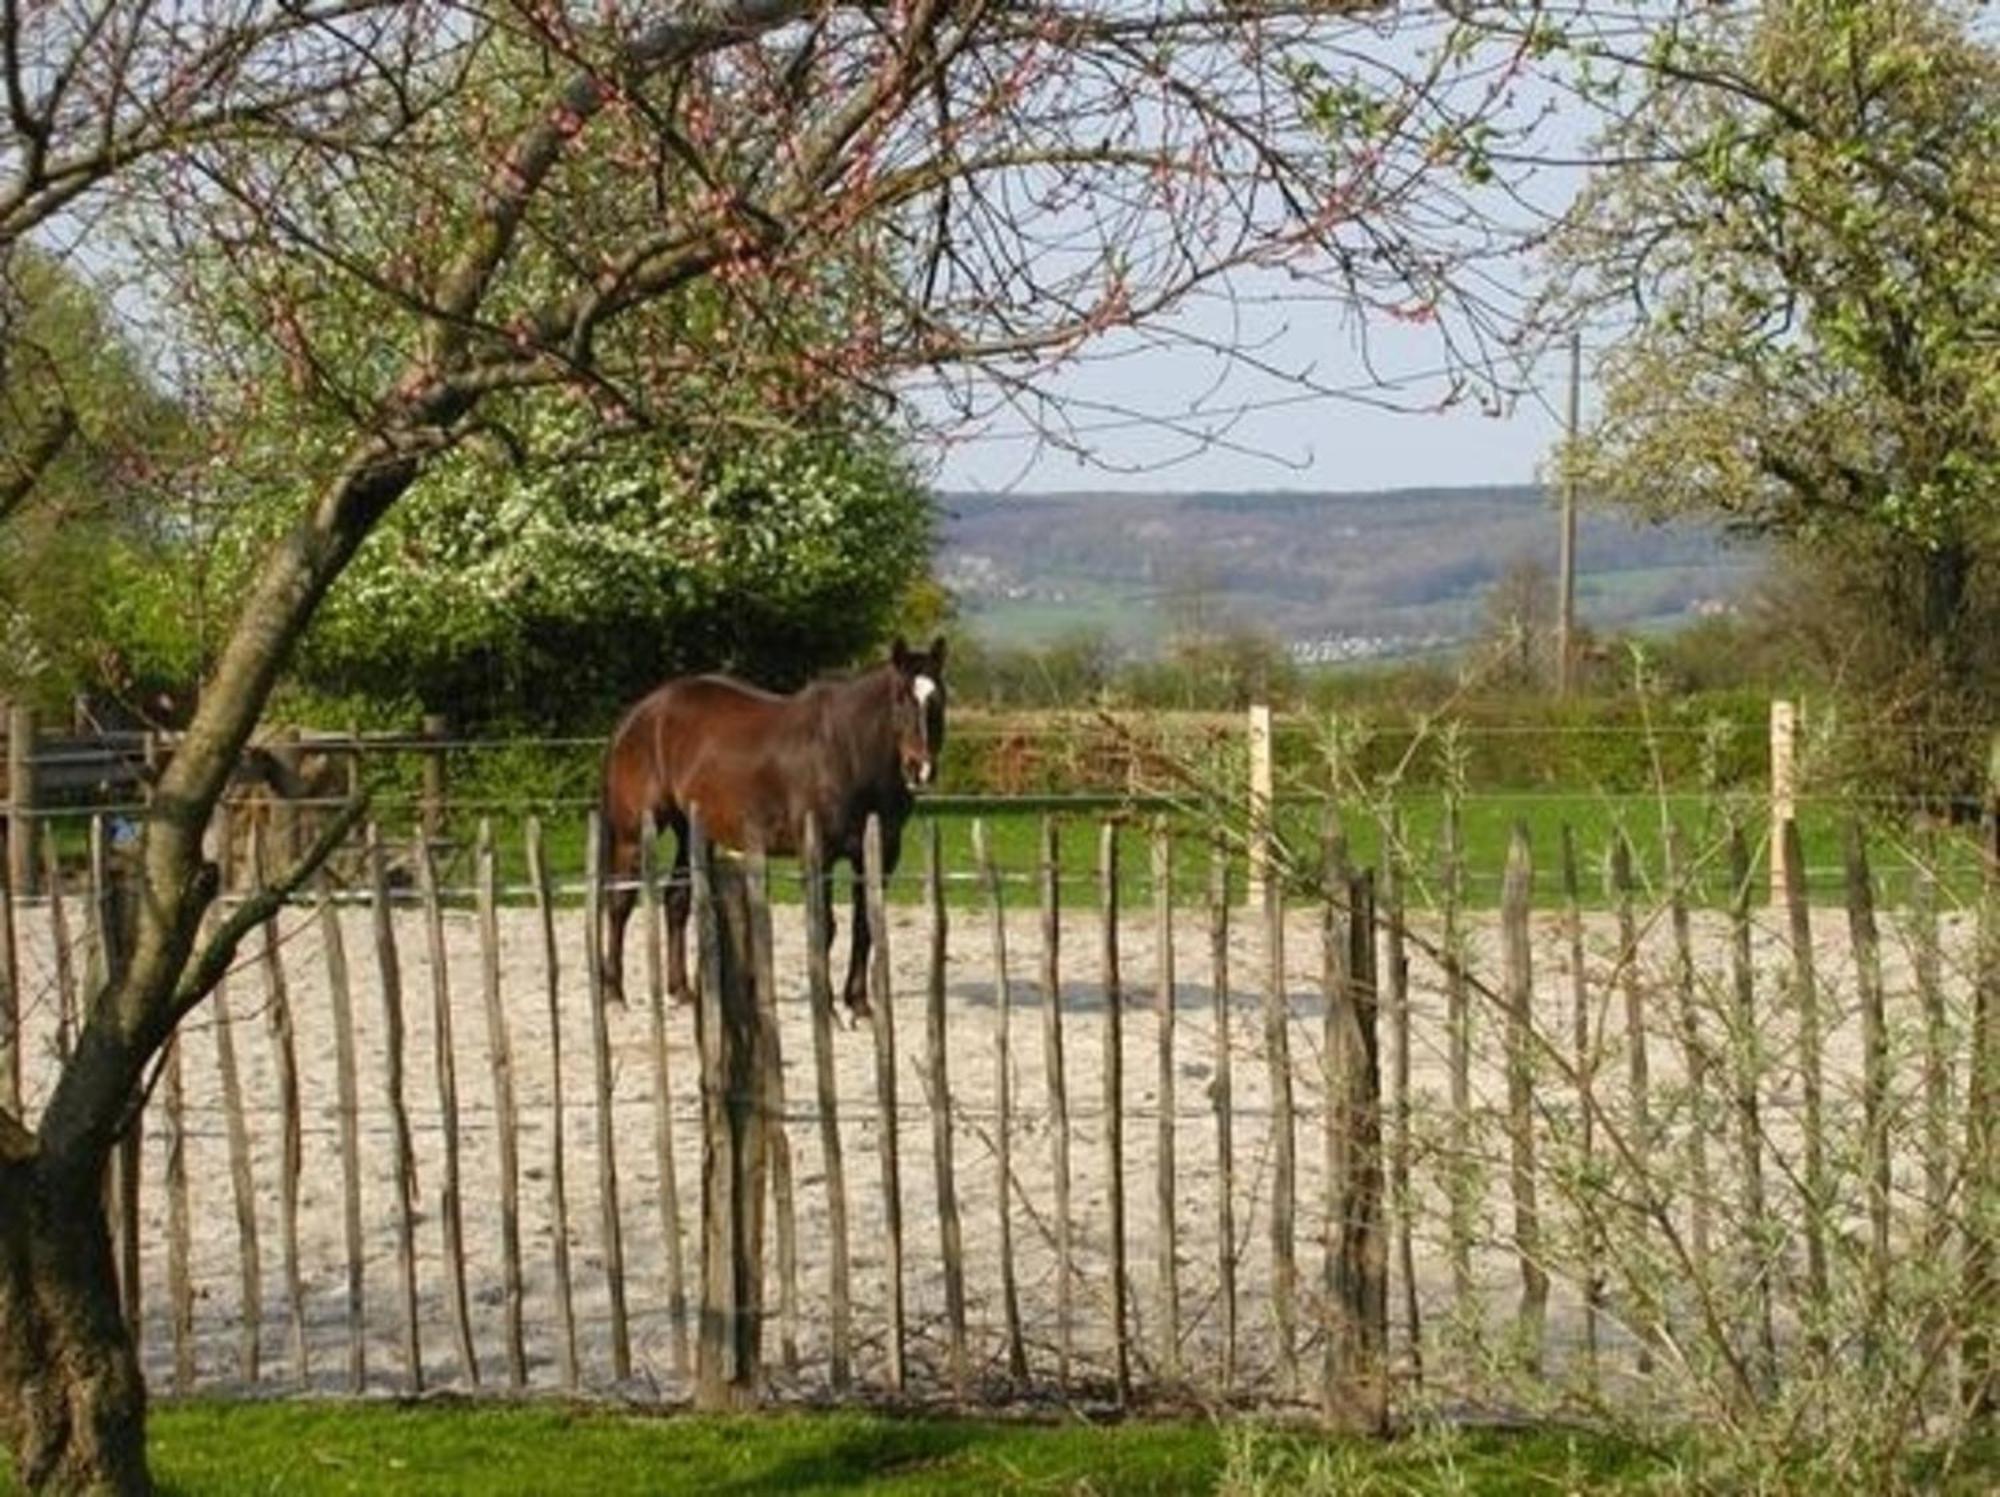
top-left (924, 312), bottom-right (1577, 496)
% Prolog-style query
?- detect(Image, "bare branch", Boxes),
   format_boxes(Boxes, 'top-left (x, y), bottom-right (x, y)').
top-left (165, 791), bottom-right (370, 1032)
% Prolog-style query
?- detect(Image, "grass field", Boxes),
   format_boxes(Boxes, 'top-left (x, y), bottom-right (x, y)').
top-left (35, 791), bottom-right (1983, 916)
top-left (426, 794), bottom-right (1979, 912)
top-left (0, 1402), bottom-right (1772, 1496)
top-left (5, 1402), bottom-right (1991, 1495)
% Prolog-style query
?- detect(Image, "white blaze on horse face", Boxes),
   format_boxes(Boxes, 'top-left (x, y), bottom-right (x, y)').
top-left (910, 675), bottom-right (939, 783)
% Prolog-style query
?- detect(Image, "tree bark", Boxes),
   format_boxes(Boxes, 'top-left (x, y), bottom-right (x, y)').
top-left (0, 1126), bottom-right (148, 1496)
top-left (1920, 538), bottom-right (1973, 688)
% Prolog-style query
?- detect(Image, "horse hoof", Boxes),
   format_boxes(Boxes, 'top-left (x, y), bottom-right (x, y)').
top-left (845, 996), bottom-right (873, 1024)
top-left (670, 984), bottom-right (696, 1008)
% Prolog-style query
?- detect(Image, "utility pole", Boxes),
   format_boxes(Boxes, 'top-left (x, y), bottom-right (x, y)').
top-left (1556, 328), bottom-right (1581, 698)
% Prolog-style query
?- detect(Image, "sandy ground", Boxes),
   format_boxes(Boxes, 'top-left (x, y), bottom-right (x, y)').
top-left (4, 872), bottom-right (1981, 1405)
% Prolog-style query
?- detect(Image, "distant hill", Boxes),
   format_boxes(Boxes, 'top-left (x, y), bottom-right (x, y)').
top-left (936, 484), bottom-right (1761, 661)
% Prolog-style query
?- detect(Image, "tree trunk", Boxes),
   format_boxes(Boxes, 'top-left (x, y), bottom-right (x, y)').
top-left (1920, 537), bottom-right (1971, 654)
top-left (0, 1133), bottom-right (148, 1495)
top-left (2, 19), bottom-right (782, 1489)
top-left (1915, 537), bottom-right (1978, 795)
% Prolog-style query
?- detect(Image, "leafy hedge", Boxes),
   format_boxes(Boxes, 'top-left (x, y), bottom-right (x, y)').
top-left (937, 690), bottom-right (1772, 798)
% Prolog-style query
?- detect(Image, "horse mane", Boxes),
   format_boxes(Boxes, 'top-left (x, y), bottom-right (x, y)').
top-left (695, 661), bottom-right (895, 708)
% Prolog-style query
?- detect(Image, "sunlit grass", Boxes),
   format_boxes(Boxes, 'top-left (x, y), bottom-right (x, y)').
top-left (0, 1402), bottom-right (1708, 1497)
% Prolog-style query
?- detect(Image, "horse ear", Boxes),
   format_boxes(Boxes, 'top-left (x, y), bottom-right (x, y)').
top-left (928, 635), bottom-right (947, 672)
top-left (890, 635), bottom-right (911, 670)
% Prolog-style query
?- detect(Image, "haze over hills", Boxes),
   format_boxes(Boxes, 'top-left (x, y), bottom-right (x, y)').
top-left (937, 484), bottom-right (1762, 662)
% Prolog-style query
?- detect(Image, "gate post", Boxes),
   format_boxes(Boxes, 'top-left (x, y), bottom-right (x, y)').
top-left (419, 713), bottom-right (448, 841)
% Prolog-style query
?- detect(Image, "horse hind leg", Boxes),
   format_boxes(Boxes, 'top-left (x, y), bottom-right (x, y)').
top-left (665, 827), bottom-right (694, 1006)
top-left (599, 824), bottom-right (640, 1006)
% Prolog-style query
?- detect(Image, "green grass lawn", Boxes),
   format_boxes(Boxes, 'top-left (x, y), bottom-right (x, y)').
top-left (421, 794), bottom-right (1981, 915)
top-left (0, 1402), bottom-right (1696, 1496)
top-left (36, 791), bottom-right (1982, 918)
top-left (6, 1402), bottom-right (1991, 1495)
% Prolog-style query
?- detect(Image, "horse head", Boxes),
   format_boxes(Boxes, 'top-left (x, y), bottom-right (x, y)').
top-left (888, 634), bottom-right (947, 788)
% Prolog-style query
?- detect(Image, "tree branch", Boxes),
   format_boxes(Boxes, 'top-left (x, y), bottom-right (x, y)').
top-left (0, 398), bottom-right (77, 523)
top-left (164, 791), bottom-right (369, 1035)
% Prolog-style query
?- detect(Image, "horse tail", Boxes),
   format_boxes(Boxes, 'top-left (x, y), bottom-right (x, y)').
top-left (596, 715), bottom-right (629, 876)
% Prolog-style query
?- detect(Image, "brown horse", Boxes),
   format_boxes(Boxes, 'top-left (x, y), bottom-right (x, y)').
top-left (597, 636), bottom-right (947, 1017)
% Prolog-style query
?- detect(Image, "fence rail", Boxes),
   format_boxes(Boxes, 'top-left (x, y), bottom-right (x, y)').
top-left (1, 779), bottom-right (1995, 1436)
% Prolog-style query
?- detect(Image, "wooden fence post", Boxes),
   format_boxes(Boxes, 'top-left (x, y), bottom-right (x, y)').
top-left (317, 870), bottom-right (366, 1393)
top-left (1728, 822), bottom-right (1777, 1391)
top-left (1769, 699), bottom-right (1797, 905)
top-left (1039, 816), bottom-right (1072, 1391)
top-left (584, 812), bottom-right (634, 1383)
top-left (1666, 823), bottom-right (1712, 1287)
top-left (801, 815), bottom-right (853, 1390)
top-left (1561, 824), bottom-right (1599, 1378)
top-left (1382, 814), bottom-right (1417, 1383)
top-left (527, 817), bottom-right (580, 1390)
top-left (1845, 820), bottom-right (1890, 1367)
top-left (1327, 867), bottom-right (1386, 1432)
top-left (743, 839), bottom-right (797, 1378)
top-left (1319, 809), bottom-right (1351, 1419)
top-left (209, 884), bottom-right (262, 1385)
top-left (863, 814), bottom-right (906, 1391)
top-left (163, 1029), bottom-right (194, 1393)
top-left (7, 704), bottom-right (34, 898)
top-left (1912, 838), bottom-right (1948, 1256)
top-left (1781, 817), bottom-right (1829, 1357)
top-left (0, 813), bottom-right (16, 1117)
top-left (972, 818), bottom-right (1027, 1385)
top-left (924, 821), bottom-right (968, 1399)
top-left (1501, 823), bottom-right (1547, 1372)
top-left (1442, 800), bottom-right (1473, 1318)
top-left (367, 823), bottom-right (422, 1393)
top-left (419, 713), bottom-right (448, 842)
top-left (1152, 819), bottom-right (1178, 1385)
top-left (1263, 806), bottom-right (1298, 1395)
top-left (1208, 838), bottom-right (1236, 1396)
top-left (1099, 820), bottom-right (1130, 1406)
top-left (251, 826), bottom-right (308, 1382)
top-left (1611, 831), bottom-right (1649, 1170)
top-left (692, 815), bottom-right (769, 1409)
top-left (640, 816), bottom-right (691, 1382)
top-left (417, 826), bottom-right (478, 1386)
top-left (476, 818), bottom-right (527, 1388)
top-left (1608, 826), bottom-right (1655, 1370)
top-left (45, 830), bottom-right (72, 1061)
top-left (1965, 741), bottom-right (1998, 1422)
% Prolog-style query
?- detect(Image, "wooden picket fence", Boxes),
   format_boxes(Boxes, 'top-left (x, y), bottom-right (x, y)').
top-left (0, 798), bottom-right (1994, 1428)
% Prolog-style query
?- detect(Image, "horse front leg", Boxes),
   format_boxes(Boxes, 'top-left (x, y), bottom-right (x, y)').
top-left (841, 862), bottom-right (872, 1020)
top-left (841, 827), bottom-right (903, 1021)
